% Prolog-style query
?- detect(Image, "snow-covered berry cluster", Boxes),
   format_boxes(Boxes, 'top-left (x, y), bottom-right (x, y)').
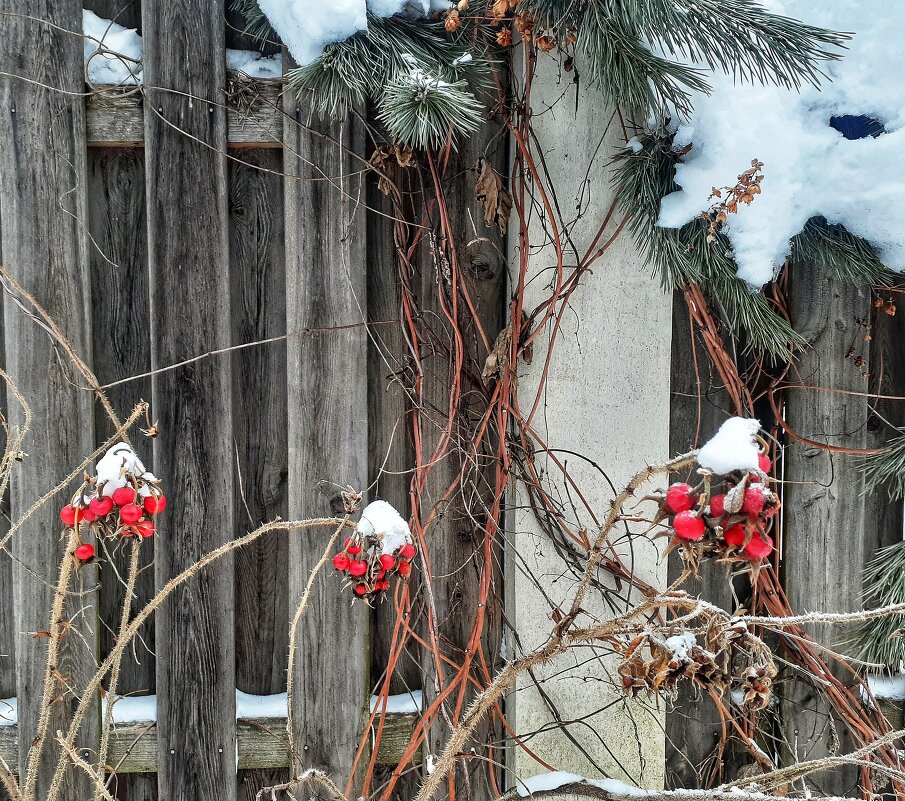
top-left (661, 418), bottom-right (779, 568)
top-left (333, 500), bottom-right (416, 601)
top-left (61, 443), bottom-right (166, 563)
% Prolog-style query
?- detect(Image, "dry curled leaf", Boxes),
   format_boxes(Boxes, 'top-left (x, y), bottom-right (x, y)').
top-left (475, 158), bottom-right (512, 235)
top-left (482, 324), bottom-right (512, 386)
top-left (369, 144), bottom-right (415, 196)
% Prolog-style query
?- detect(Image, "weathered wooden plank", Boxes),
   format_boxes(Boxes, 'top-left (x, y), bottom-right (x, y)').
top-left (228, 149), bottom-right (290, 801)
top-left (284, 88), bottom-right (369, 784)
top-left (141, 3), bottom-right (236, 801)
top-left (782, 266), bottom-right (871, 796)
top-left (417, 131), bottom-right (506, 800)
top-left (0, 189), bottom-right (12, 707)
top-left (0, 713), bottom-right (417, 775)
top-left (0, 2), bottom-right (98, 797)
top-left (86, 80), bottom-right (283, 147)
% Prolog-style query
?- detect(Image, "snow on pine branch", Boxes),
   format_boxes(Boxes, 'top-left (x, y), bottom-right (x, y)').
top-left (657, 0), bottom-right (905, 286)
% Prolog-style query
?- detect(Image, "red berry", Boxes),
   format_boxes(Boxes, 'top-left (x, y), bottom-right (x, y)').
top-left (723, 524), bottom-right (746, 548)
top-left (377, 568), bottom-right (387, 580)
top-left (333, 553), bottom-right (350, 571)
top-left (397, 560), bottom-right (412, 577)
top-left (60, 505), bottom-right (77, 526)
top-left (344, 537), bottom-right (362, 556)
top-left (134, 519), bottom-right (155, 538)
top-left (742, 486), bottom-right (766, 515)
top-left (143, 494), bottom-right (167, 515)
top-left (376, 580), bottom-right (390, 591)
top-left (74, 543), bottom-right (95, 561)
top-left (354, 583), bottom-right (367, 596)
top-left (119, 504), bottom-right (142, 525)
top-left (744, 533), bottom-right (773, 560)
top-left (81, 509), bottom-right (97, 523)
top-left (379, 554), bottom-right (396, 571)
top-left (665, 483), bottom-right (696, 513)
top-left (709, 494), bottom-right (726, 518)
top-left (758, 452), bottom-right (772, 473)
top-left (673, 510), bottom-right (706, 541)
top-left (112, 487), bottom-right (136, 506)
top-left (348, 560), bottom-right (368, 577)
top-left (89, 496), bottom-right (114, 517)
top-left (400, 543), bottom-right (416, 560)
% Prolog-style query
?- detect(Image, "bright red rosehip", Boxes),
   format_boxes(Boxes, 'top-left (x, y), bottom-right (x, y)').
top-left (354, 583), bottom-right (367, 596)
top-left (742, 486), bottom-right (766, 515)
top-left (89, 496), bottom-right (114, 517)
top-left (400, 543), bottom-right (416, 560)
top-left (744, 533), bottom-right (773, 560)
top-left (758, 452), bottom-right (772, 473)
top-left (81, 509), bottom-right (97, 523)
top-left (397, 560), bottom-right (412, 577)
top-left (60, 505), bottom-right (77, 526)
top-left (143, 494), bottom-right (167, 515)
top-left (119, 504), bottom-right (143, 525)
top-left (723, 524), bottom-right (746, 548)
top-left (344, 537), bottom-right (362, 556)
top-left (665, 483), bottom-right (696, 513)
top-left (377, 568), bottom-right (387, 580)
top-left (376, 580), bottom-right (390, 591)
top-left (348, 560), bottom-right (368, 577)
top-left (673, 510), bottom-right (706, 541)
top-left (333, 553), bottom-right (350, 571)
top-left (74, 543), bottom-right (95, 561)
top-left (709, 494), bottom-right (726, 518)
top-left (134, 519), bottom-right (155, 538)
top-left (379, 554), bottom-right (396, 571)
top-left (112, 487), bottom-right (136, 507)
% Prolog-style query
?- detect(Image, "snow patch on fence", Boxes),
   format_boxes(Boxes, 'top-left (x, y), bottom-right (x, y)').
top-left (514, 771), bottom-right (646, 798)
top-left (369, 689), bottom-right (423, 714)
top-left (657, 1), bottom-right (905, 286)
top-left (0, 698), bottom-right (16, 726)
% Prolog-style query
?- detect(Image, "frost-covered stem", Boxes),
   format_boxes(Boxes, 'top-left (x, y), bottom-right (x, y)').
top-left (0, 402), bottom-right (146, 555)
top-left (50, 517), bottom-right (352, 796)
top-left (563, 451), bottom-right (697, 627)
top-left (22, 527), bottom-right (80, 801)
top-left (492, 787), bottom-right (865, 801)
top-left (88, 538), bottom-right (140, 801)
top-left (737, 603), bottom-right (905, 627)
top-left (256, 768), bottom-right (348, 801)
top-left (57, 736), bottom-right (116, 801)
top-left (286, 517), bottom-right (348, 767)
top-left (0, 754), bottom-right (20, 801)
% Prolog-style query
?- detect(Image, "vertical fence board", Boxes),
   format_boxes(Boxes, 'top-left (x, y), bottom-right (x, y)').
top-left (0, 2), bottom-right (98, 797)
top-left (0, 200), bottom-right (12, 708)
top-left (418, 134), bottom-right (506, 801)
top-left (666, 293), bottom-right (740, 787)
top-left (284, 99), bottom-right (369, 783)
top-left (782, 267), bottom-right (870, 796)
top-left (141, 4), bottom-right (236, 801)
top-left (228, 149), bottom-right (290, 801)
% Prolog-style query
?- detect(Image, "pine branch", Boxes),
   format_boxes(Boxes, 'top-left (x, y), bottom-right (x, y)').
top-left (852, 540), bottom-right (905, 671)
top-left (861, 429), bottom-right (905, 500)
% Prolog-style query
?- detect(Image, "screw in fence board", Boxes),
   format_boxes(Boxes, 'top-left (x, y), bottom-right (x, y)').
top-left (666, 292), bottom-right (744, 788)
top-left (0, 1), bottom-right (99, 797)
top-left (782, 264), bottom-right (871, 797)
top-left (228, 149), bottom-right (291, 801)
top-left (141, 4), bottom-right (237, 800)
top-left (283, 84), bottom-right (369, 785)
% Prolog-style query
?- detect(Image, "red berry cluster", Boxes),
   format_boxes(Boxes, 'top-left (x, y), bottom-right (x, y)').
top-left (62, 485), bottom-right (167, 563)
top-left (662, 452), bottom-right (778, 564)
top-left (333, 536), bottom-right (416, 600)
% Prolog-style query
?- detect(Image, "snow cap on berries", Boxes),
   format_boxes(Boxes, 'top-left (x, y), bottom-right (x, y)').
top-left (356, 500), bottom-right (413, 555)
top-left (697, 417), bottom-right (762, 475)
top-left (95, 443), bottom-right (157, 499)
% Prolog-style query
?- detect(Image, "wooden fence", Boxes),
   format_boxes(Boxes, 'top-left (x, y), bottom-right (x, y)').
top-left (1, 2), bottom-right (904, 801)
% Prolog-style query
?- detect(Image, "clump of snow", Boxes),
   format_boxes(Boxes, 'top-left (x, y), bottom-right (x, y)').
top-left (626, 136), bottom-right (643, 154)
top-left (82, 10), bottom-right (143, 85)
top-left (95, 443), bottom-right (155, 499)
top-left (515, 772), bottom-right (646, 798)
top-left (96, 691), bottom-right (292, 724)
top-left (657, 1), bottom-right (905, 286)
top-left (369, 689), bottom-right (424, 714)
top-left (103, 694), bottom-right (157, 724)
top-left (256, 0), bottom-right (450, 67)
top-left (236, 690), bottom-right (288, 718)
top-left (357, 500), bottom-right (413, 555)
top-left (867, 673), bottom-right (905, 701)
top-left (0, 697), bottom-right (16, 726)
top-left (697, 418), bottom-right (761, 475)
top-left (664, 631), bottom-right (696, 661)
top-left (226, 49), bottom-right (283, 79)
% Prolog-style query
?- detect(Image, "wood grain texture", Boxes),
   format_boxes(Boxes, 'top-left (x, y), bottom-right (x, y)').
top-left (284, 90), bottom-right (369, 784)
top-left (86, 80), bottom-right (283, 147)
top-left (782, 266), bottom-right (871, 797)
top-left (228, 149), bottom-right (290, 801)
top-left (0, 197), bottom-right (12, 705)
top-left (417, 132), bottom-right (506, 801)
top-left (666, 293), bottom-right (742, 788)
top-left (0, 1), bottom-right (98, 796)
top-left (141, 3), bottom-right (236, 800)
